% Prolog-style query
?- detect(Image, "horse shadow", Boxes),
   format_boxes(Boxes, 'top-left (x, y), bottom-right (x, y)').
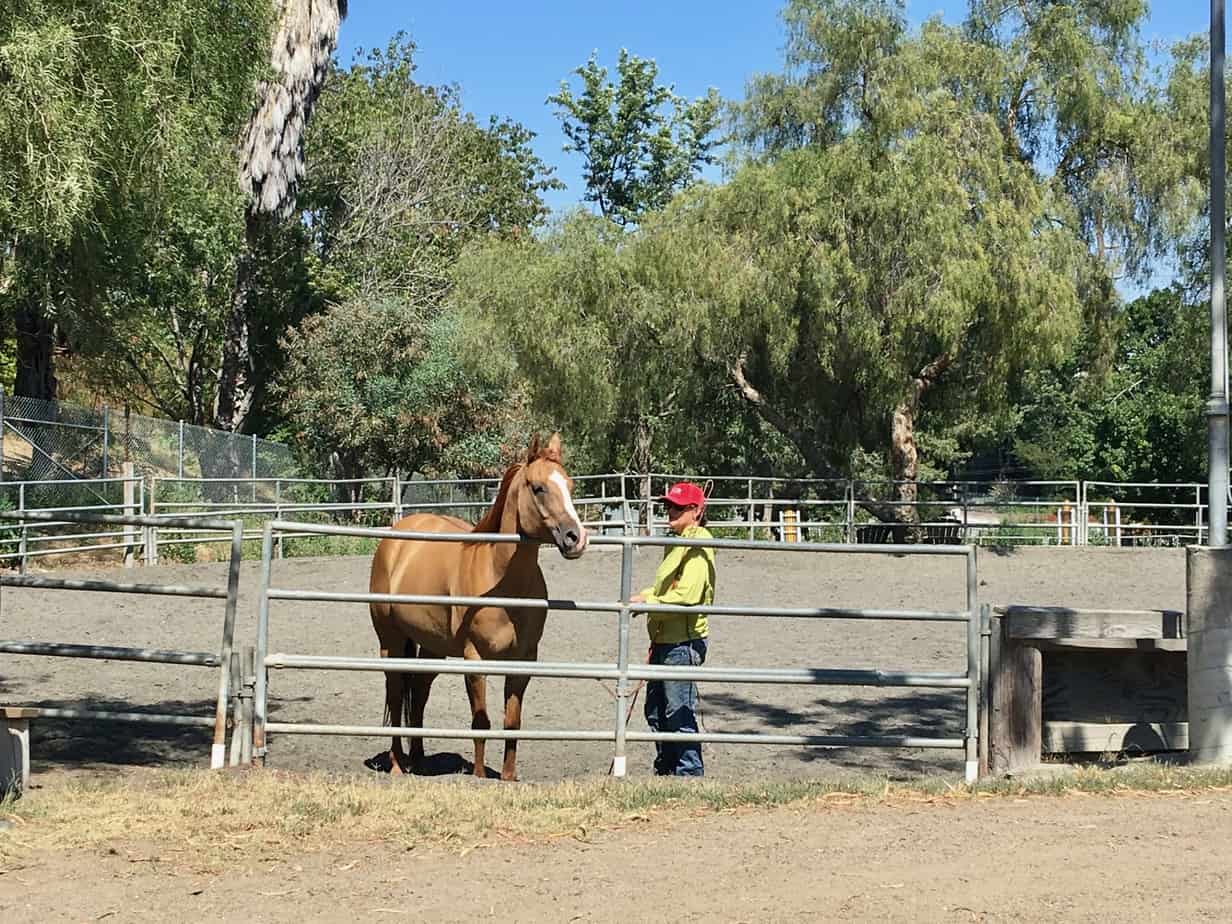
top-left (361, 748), bottom-right (501, 779)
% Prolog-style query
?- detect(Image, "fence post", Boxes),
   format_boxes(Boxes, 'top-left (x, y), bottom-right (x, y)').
top-left (122, 462), bottom-right (136, 568)
top-left (146, 479), bottom-right (158, 566)
top-left (620, 473), bottom-right (631, 536)
top-left (178, 421), bottom-right (184, 479)
top-left (101, 404), bottom-right (109, 478)
top-left (846, 481), bottom-right (855, 544)
top-left (747, 478), bottom-right (755, 540)
top-left (251, 433), bottom-right (257, 488)
top-left (274, 480), bottom-right (284, 559)
top-left (18, 482), bottom-right (26, 575)
top-left (0, 386), bottom-right (6, 481)
top-left (611, 540), bottom-right (634, 778)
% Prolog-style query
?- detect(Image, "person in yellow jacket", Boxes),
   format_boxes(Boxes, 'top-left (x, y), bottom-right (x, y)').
top-left (630, 481), bottom-right (715, 776)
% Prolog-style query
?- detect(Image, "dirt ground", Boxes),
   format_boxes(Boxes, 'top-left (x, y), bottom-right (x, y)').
top-left (3, 787), bottom-right (1230, 922)
top-left (1, 544), bottom-right (1186, 781)
top-left (1, 544), bottom-right (1216, 921)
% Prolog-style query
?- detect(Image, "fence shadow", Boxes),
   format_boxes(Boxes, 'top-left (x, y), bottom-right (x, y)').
top-left (702, 688), bottom-right (966, 777)
top-left (25, 695), bottom-right (218, 770)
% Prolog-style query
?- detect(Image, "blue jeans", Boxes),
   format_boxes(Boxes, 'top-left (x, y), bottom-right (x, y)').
top-left (644, 638), bottom-right (707, 776)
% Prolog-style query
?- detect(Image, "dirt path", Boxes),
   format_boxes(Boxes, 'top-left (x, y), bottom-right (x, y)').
top-left (1, 545), bottom-right (1185, 781)
top-left (3, 788), bottom-right (1229, 922)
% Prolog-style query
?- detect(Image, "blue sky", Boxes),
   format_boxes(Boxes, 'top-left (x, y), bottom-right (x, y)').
top-left (335, 2), bottom-right (1212, 217)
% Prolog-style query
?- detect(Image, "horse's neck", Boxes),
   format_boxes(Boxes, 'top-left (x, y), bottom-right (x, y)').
top-left (494, 491), bottom-right (539, 573)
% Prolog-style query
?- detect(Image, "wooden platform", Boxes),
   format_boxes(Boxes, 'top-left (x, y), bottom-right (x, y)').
top-left (987, 607), bottom-right (1187, 775)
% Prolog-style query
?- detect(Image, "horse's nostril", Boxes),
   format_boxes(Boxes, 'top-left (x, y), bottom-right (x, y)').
top-left (565, 529), bottom-right (579, 546)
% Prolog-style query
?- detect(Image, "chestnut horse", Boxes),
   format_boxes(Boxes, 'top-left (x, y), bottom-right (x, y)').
top-left (368, 433), bottom-right (588, 780)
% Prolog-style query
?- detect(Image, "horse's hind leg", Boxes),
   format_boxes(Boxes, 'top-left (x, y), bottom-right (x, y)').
top-left (501, 672), bottom-right (531, 782)
top-left (408, 650), bottom-right (442, 770)
top-left (463, 645), bottom-right (489, 779)
top-left (378, 635), bottom-right (414, 774)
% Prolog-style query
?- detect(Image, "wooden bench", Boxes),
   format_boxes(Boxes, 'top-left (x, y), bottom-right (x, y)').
top-left (988, 606), bottom-right (1186, 775)
top-left (1, 706), bottom-right (37, 796)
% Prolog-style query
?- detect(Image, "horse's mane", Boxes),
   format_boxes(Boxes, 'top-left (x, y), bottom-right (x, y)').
top-left (472, 437), bottom-right (563, 534)
top-left (473, 463), bottom-right (523, 534)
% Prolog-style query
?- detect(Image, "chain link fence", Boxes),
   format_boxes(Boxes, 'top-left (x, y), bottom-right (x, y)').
top-left (0, 390), bottom-right (299, 483)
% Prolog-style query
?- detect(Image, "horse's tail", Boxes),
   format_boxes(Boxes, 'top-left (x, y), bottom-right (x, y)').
top-left (399, 637), bottom-right (414, 729)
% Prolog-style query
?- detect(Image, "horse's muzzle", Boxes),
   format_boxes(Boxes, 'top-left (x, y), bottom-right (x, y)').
top-left (556, 525), bottom-right (588, 559)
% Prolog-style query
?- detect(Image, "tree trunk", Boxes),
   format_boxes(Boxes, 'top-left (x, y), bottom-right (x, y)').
top-left (888, 354), bottom-right (953, 541)
top-left (13, 301), bottom-right (58, 400)
top-left (214, 218), bottom-right (260, 435)
top-left (890, 398), bottom-right (919, 529)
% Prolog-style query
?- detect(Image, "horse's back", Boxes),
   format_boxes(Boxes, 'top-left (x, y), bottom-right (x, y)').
top-left (370, 513), bottom-right (471, 592)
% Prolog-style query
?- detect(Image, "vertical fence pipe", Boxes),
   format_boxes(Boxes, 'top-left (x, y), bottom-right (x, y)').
top-left (122, 462), bottom-right (136, 568)
top-left (1211, 0), bottom-right (1231, 548)
top-left (251, 434), bottom-right (257, 498)
top-left (177, 421), bottom-right (184, 479)
top-left (747, 478), bottom-right (755, 540)
top-left (18, 482), bottom-right (26, 574)
top-left (612, 540), bottom-right (634, 778)
top-left (253, 521), bottom-right (276, 760)
top-left (146, 479), bottom-right (158, 565)
top-left (101, 404), bottom-right (109, 478)
top-left (978, 602), bottom-right (991, 778)
top-left (228, 649), bottom-right (243, 767)
top-left (965, 546), bottom-right (979, 783)
top-left (241, 646), bottom-right (256, 766)
top-left (275, 480), bottom-right (284, 559)
top-left (846, 481), bottom-right (855, 544)
top-left (0, 387), bottom-right (6, 481)
top-left (209, 522), bottom-right (244, 769)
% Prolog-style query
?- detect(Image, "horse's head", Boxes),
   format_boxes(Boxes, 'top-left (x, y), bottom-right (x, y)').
top-left (515, 432), bottom-right (588, 559)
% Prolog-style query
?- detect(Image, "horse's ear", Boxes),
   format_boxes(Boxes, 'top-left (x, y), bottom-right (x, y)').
top-left (525, 433), bottom-right (541, 462)
top-left (544, 431), bottom-right (563, 463)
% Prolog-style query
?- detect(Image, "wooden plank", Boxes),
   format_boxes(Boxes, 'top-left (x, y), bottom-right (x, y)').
top-left (989, 616), bottom-right (1042, 775)
top-left (1001, 606), bottom-right (1183, 641)
top-left (1043, 721), bottom-right (1189, 753)
top-left (1033, 638), bottom-right (1187, 653)
top-left (0, 706), bottom-right (39, 719)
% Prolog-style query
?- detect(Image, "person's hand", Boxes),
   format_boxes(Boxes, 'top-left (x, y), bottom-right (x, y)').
top-left (629, 592), bottom-right (646, 604)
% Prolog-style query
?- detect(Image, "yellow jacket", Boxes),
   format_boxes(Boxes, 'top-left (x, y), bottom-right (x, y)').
top-left (639, 525), bottom-right (715, 644)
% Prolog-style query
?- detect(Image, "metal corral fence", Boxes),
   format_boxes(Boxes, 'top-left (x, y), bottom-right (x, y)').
top-left (249, 520), bottom-right (982, 783)
top-left (0, 471), bottom-right (1224, 574)
top-left (0, 510), bottom-right (246, 769)
top-left (0, 472), bottom-right (144, 572)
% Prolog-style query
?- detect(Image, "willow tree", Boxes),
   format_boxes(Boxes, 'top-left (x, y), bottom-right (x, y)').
top-left (215, 0), bottom-right (347, 435)
top-left (456, 2), bottom-right (1117, 523)
top-left (0, 0), bottom-right (269, 401)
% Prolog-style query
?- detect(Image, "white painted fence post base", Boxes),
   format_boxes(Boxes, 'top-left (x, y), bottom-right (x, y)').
top-left (1, 708), bottom-right (35, 797)
top-left (611, 755), bottom-right (627, 778)
top-left (1187, 547), bottom-right (1232, 763)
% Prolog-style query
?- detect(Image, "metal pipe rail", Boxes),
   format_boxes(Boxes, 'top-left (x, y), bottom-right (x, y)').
top-left (0, 510), bottom-right (244, 769)
top-left (252, 519), bottom-right (982, 781)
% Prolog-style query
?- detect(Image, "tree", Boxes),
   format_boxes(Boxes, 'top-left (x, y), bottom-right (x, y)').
top-left (274, 39), bottom-right (560, 478)
top-left (0, 0), bottom-right (270, 401)
top-left (458, 4), bottom-right (1097, 527)
top-left (215, 0), bottom-right (347, 435)
top-left (1013, 286), bottom-right (1208, 485)
top-left (275, 300), bottom-right (523, 481)
top-left (548, 49), bottom-right (721, 226)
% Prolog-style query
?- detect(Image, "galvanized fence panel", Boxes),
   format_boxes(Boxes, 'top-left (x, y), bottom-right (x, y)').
top-left (250, 521), bottom-right (982, 782)
top-left (0, 509), bottom-right (245, 769)
top-left (0, 475), bottom-right (144, 572)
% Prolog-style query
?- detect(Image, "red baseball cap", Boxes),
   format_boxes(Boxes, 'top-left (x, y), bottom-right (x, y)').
top-left (659, 481), bottom-right (706, 509)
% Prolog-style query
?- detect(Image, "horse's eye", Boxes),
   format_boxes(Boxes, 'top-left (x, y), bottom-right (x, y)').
top-left (531, 484), bottom-right (546, 496)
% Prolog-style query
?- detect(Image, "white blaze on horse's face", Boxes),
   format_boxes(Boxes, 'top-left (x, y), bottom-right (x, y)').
top-left (521, 464), bottom-right (588, 559)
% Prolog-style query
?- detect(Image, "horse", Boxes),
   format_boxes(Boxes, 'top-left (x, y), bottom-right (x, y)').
top-left (367, 432), bottom-right (588, 781)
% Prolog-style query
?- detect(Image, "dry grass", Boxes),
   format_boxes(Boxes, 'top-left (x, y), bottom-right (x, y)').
top-left (3, 762), bottom-right (1232, 869)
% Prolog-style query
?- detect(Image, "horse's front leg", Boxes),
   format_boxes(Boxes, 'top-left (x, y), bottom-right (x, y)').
top-left (463, 645), bottom-right (489, 779)
top-left (501, 672), bottom-right (531, 782)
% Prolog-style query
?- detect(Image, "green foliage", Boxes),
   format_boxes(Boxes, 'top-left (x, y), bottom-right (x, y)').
top-left (0, 0), bottom-right (272, 414)
top-left (548, 49), bottom-right (721, 226)
top-left (276, 299), bottom-right (524, 479)
top-left (1013, 286), bottom-right (1208, 484)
